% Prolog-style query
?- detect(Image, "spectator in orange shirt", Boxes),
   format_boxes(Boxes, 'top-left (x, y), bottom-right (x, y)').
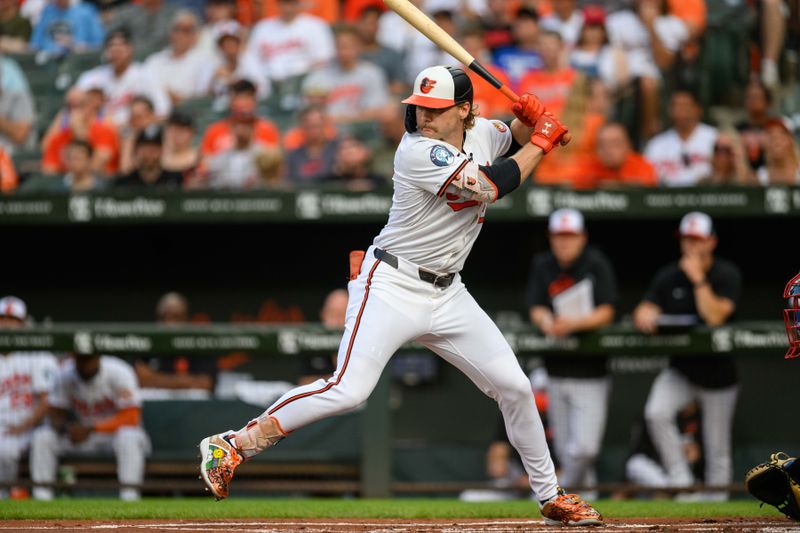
top-left (199, 80), bottom-right (280, 158)
top-left (533, 75), bottom-right (605, 188)
top-left (461, 24), bottom-right (514, 120)
top-left (245, 0), bottom-right (338, 24)
top-left (42, 88), bottom-right (120, 177)
top-left (0, 146), bottom-right (18, 193)
top-left (587, 123), bottom-right (658, 188)
top-left (666, 0), bottom-right (705, 39)
top-left (518, 30), bottom-right (576, 116)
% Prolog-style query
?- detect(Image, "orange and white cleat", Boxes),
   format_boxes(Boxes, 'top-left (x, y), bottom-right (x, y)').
top-left (541, 488), bottom-right (604, 526)
top-left (199, 431), bottom-right (243, 500)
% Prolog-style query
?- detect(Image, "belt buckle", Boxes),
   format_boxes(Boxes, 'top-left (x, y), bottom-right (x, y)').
top-left (433, 273), bottom-right (449, 288)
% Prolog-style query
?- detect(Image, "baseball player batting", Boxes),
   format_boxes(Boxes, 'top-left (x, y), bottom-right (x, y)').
top-left (199, 65), bottom-right (603, 526)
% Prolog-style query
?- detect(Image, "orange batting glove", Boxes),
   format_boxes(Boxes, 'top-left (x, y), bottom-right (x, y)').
top-left (511, 93), bottom-right (546, 128)
top-left (530, 112), bottom-right (571, 153)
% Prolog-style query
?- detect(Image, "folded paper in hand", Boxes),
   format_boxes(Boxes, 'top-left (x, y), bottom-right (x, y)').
top-left (553, 278), bottom-right (594, 318)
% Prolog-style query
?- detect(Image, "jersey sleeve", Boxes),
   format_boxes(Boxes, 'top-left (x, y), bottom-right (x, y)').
top-left (642, 265), bottom-right (673, 307)
top-left (712, 261), bottom-right (742, 305)
top-left (591, 251), bottom-right (619, 307)
top-left (110, 358), bottom-right (142, 410)
top-left (525, 254), bottom-right (551, 309)
top-left (394, 136), bottom-right (471, 196)
top-left (47, 367), bottom-right (71, 410)
top-left (31, 354), bottom-right (58, 395)
top-left (478, 117), bottom-right (513, 161)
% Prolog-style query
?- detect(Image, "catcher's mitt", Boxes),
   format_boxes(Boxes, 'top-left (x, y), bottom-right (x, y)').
top-left (745, 452), bottom-right (800, 521)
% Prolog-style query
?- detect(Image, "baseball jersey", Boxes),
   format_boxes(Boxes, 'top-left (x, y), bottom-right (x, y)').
top-left (244, 14), bottom-right (335, 82)
top-left (372, 116), bottom-right (512, 273)
top-left (76, 63), bottom-right (171, 125)
top-left (644, 124), bottom-right (718, 187)
top-left (0, 352), bottom-right (58, 429)
top-left (642, 258), bottom-right (742, 388)
top-left (49, 356), bottom-right (141, 426)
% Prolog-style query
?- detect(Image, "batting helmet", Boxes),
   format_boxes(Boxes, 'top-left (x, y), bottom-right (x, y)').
top-left (784, 271), bottom-right (800, 359)
top-left (403, 65), bottom-right (473, 133)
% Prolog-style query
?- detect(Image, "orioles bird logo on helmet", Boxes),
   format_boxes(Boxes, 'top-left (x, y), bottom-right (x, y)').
top-left (419, 77), bottom-right (437, 94)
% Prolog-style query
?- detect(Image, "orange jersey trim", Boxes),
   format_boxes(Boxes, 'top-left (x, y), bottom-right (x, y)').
top-left (93, 407), bottom-right (140, 433)
top-left (267, 259), bottom-right (380, 416)
top-left (437, 159), bottom-right (469, 197)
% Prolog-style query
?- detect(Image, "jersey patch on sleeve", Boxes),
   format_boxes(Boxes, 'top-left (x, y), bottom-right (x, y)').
top-left (492, 121), bottom-right (508, 133)
top-left (430, 145), bottom-right (455, 167)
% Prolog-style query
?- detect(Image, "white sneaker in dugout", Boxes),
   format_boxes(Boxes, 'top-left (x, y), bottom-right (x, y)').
top-left (32, 487), bottom-right (54, 501)
top-left (120, 487), bottom-right (141, 501)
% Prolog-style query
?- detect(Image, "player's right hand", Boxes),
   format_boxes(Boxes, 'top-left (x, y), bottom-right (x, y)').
top-left (530, 112), bottom-right (570, 153)
top-left (511, 93), bottom-right (546, 127)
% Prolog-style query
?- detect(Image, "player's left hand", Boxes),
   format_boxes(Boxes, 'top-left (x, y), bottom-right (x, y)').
top-left (67, 423), bottom-right (92, 444)
top-left (530, 112), bottom-right (571, 153)
top-left (511, 93), bottom-right (546, 128)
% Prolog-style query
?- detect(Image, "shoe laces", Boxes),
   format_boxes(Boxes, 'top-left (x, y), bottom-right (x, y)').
top-left (553, 493), bottom-right (597, 514)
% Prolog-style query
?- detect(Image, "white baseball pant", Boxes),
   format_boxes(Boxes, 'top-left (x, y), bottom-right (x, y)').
top-left (547, 376), bottom-right (610, 490)
top-left (263, 246), bottom-right (559, 501)
top-left (0, 431), bottom-right (30, 498)
top-left (645, 368), bottom-right (738, 495)
top-left (29, 425), bottom-right (150, 500)
top-left (625, 453), bottom-right (669, 488)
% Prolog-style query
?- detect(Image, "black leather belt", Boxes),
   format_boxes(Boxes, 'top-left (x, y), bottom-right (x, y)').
top-left (374, 248), bottom-right (456, 288)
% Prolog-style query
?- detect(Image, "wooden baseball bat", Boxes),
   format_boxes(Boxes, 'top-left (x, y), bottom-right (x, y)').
top-left (383, 0), bottom-right (519, 103)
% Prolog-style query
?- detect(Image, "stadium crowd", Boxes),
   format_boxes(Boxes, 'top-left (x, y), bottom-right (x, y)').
top-left (0, 0), bottom-right (796, 194)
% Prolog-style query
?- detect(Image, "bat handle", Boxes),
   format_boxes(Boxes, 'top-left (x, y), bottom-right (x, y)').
top-left (468, 59), bottom-right (519, 103)
top-left (499, 85), bottom-right (519, 103)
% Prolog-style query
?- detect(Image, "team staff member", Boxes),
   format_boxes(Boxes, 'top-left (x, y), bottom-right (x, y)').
top-left (0, 297), bottom-right (58, 499)
top-left (633, 211), bottom-right (741, 500)
top-left (30, 352), bottom-right (150, 501)
top-left (200, 65), bottom-right (603, 526)
top-left (527, 208), bottom-right (617, 495)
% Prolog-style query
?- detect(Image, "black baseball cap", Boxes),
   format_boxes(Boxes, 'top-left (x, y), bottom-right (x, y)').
top-left (136, 124), bottom-right (163, 147)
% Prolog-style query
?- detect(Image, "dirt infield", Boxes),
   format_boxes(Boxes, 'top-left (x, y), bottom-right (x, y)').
top-left (2, 518), bottom-right (799, 532)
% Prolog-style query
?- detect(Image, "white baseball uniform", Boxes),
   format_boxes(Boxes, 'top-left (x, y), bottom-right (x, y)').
top-left (0, 352), bottom-right (57, 495)
top-left (644, 124), bottom-right (718, 187)
top-left (259, 117), bottom-right (559, 501)
top-left (30, 356), bottom-right (150, 501)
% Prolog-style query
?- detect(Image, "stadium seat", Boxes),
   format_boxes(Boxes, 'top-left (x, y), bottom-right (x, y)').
top-left (58, 51), bottom-right (104, 88)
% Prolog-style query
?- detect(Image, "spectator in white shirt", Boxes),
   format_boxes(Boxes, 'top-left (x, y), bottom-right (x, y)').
top-left (196, 20), bottom-right (266, 100)
top-left (205, 105), bottom-right (265, 190)
top-left (540, 0), bottom-right (584, 48)
top-left (76, 28), bottom-right (170, 126)
top-left (144, 10), bottom-right (208, 106)
top-left (606, 0), bottom-right (689, 138)
top-left (644, 90), bottom-right (718, 187)
top-left (196, 0), bottom-right (238, 57)
top-left (244, 0), bottom-right (334, 85)
top-left (378, 1), bottom-right (458, 83)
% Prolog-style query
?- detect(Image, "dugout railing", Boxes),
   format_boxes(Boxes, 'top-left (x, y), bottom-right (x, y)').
top-left (1, 322), bottom-right (789, 498)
